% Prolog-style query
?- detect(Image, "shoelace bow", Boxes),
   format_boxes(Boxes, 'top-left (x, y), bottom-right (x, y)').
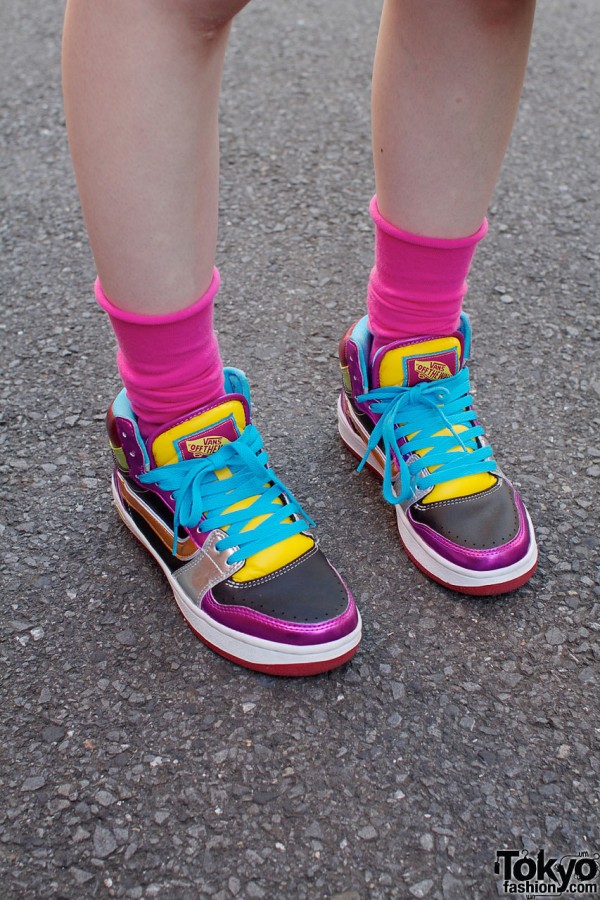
top-left (357, 367), bottom-right (497, 505)
top-left (138, 424), bottom-right (314, 563)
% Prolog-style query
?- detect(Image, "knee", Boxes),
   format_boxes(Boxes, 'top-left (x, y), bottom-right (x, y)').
top-left (175, 0), bottom-right (253, 38)
top-left (473, 0), bottom-right (535, 28)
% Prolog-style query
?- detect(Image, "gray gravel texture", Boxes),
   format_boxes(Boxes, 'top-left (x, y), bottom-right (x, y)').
top-left (1, 1), bottom-right (599, 898)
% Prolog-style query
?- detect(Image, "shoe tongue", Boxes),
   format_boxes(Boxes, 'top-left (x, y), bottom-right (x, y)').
top-left (149, 398), bottom-right (250, 467)
top-left (374, 332), bottom-right (464, 388)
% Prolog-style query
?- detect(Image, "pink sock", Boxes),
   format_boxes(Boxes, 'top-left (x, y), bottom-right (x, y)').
top-left (367, 196), bottom-right (488, 359)
top-left (96, 268), bottom-right (225, 436)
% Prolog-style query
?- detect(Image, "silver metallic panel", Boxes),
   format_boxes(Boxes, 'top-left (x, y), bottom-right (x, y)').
top-left (399, 457), bottom-right (431, 510)
top-left (173, 529), bottom-right (244, 603)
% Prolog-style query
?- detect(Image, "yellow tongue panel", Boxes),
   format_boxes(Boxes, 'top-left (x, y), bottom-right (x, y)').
top-left (152, 400), bottom-right (247, 467)
top-left (151, 399), bottom-right (314, 582)
top-left (378, 337), bottom-right (462, 388)
top-left (377, 337), bottom-right (496, 502)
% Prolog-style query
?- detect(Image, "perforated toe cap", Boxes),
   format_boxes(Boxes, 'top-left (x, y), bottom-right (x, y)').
top-left (211, 547), bottom-right (350, 625)
top-left (410, 479), bottom-right (521, 551)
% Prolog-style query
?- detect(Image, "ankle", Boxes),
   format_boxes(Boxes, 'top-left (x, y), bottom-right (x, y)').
top-left (367, 197), bottom-right (487, 357)
top-left (96, 269), bottom-right (225, 434)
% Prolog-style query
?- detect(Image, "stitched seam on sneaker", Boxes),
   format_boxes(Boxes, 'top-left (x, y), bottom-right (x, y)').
top-left (204, 590), bottom-right (353, 632)
top-left (223, 545), bottom-right (319, 589)
top-left (409, 513), bottom-right (527, 557)
top-left (412, 480), bottom-right (503, 511)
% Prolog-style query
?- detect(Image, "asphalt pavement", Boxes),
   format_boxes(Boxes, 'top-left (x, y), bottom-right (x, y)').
top-left (1, 1), bottom-right (599, 898)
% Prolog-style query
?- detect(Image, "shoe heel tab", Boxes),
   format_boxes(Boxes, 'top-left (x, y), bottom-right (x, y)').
top-left (223, 367), bottom-right (251, 411)
top-left (106, 405), bottom-right (128, 473)
top-left (458, 312), bottom-right (472, 361)
top-left (339, 323), bottom-right (357, 366)
top-left (343, 316), bottom-right (372, 394)
top-left (107, 389), bottom-right (150, 475)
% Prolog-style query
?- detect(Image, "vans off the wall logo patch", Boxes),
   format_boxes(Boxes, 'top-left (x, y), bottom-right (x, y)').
top-left (405, 349), bottom-right (458, 385)
top-left (176, 416), bottom-right (240, 461)
top-left (180, 435), bottom-right (225, 458)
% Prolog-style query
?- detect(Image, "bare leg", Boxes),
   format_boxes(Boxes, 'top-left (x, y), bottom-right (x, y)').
top-left (343, 0), bottom-right (539, 596)
top-left (62, 0), bottom-right (250, 314)
top-left (62, 0), bottom-right (363, 675)
top-left (373, 0), bottom-right (536, 237)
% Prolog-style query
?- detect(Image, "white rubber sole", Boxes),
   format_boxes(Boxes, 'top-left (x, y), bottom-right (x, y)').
top-left (338, 393), bottom-right (538, 595)
top-left (112, 474), bottom-right (362, 674)
top-left (396, 504), bottom-right (538, 594)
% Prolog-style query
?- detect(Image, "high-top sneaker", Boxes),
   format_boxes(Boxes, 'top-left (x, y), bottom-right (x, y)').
top-left (107, 367), bottom-right (361, 674)
top-left (338, 314), bottom-right (537, 595)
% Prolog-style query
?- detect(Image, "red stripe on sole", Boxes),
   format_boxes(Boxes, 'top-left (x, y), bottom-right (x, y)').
top-left (185, 619), bottom-right (359, 676)
top-left (402, 542), bottom-right (537, 597)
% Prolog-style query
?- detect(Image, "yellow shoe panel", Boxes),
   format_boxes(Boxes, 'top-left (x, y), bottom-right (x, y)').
top-left (231, 533), bottom-right (315, 583)
top-left (416, 425), bottom-right (496, 503)
top-left (224, 487), bottom-right (315, 582)
top-left (423, 471), bottom-right (496, 503)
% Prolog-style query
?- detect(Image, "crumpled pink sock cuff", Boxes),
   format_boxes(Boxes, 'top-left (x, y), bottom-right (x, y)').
top-left (96, 268), bottom-right (224, 434)
top-left (367, 196), bottom-right (488, 351)
top-left (94, 268), bottom-right (220, 324)
top-left (369, 196), bottom-right (488, 248)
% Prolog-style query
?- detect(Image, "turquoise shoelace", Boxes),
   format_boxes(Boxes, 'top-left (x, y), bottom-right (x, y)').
top-left (138, 424), bottom-right (314, 563)
top-left (357, 367), bottom-right (497, 505)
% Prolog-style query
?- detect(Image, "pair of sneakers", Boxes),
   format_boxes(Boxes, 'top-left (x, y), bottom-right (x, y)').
top-left (107, 314), bottom-right (537, 676)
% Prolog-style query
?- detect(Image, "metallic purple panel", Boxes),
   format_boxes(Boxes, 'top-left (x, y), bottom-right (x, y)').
top-left (200, 590), bottom-right (359, 647)
top-left (114, 416), bottom-right (147, 477)
top-left (345, 339), bottom-right (367, 398)
top-left (406, 495), bottom-right (532, 572)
